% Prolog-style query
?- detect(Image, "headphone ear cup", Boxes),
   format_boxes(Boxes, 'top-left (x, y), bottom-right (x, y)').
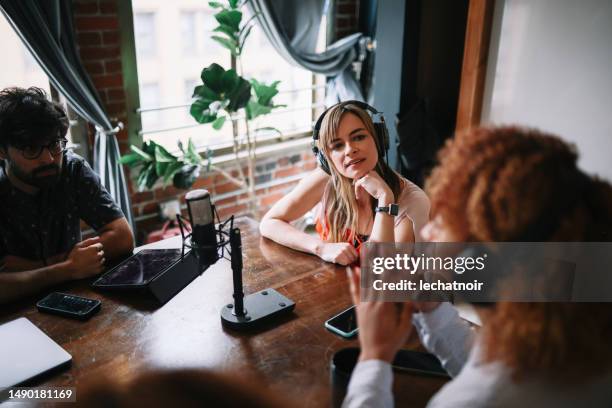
top-left (374, 123), bottom-right (390, 157)
top-left (317, 151), bottom-right (331, 175)
top-left (312, 144), bottom-right (331, 175)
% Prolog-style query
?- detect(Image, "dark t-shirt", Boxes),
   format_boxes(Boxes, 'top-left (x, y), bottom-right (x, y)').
top-left (0, 151), bottom-right (124, 261)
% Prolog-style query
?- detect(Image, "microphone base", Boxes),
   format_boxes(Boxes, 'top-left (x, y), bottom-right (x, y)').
top-left (220, 288), bottom-right (295, 330)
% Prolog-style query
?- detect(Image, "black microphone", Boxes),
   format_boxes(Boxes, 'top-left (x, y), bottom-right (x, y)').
top-left (185, 189), bottom-right (218, 266)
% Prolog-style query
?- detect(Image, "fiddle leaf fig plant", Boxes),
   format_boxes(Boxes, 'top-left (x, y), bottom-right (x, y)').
top-left (122, 0), bottom-right (284, 200)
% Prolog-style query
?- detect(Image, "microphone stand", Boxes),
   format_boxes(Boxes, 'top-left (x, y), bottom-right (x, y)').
top-left (177, 211), bottom-right (295, 330)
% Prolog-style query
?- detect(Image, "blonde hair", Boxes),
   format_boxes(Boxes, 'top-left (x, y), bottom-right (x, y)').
top-left (317, 103), bottom-right (400, 243)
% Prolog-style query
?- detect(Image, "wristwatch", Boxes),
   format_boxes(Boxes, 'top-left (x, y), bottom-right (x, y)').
top-left (374, 203), bottom-right (399, 216)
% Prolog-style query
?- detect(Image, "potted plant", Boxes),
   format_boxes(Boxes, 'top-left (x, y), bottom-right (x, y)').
top-left (121, 0), bottom-right (284, 212)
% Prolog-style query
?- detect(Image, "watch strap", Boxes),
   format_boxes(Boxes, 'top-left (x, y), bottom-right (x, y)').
top-left (375, 203), bottom-right (399, 216)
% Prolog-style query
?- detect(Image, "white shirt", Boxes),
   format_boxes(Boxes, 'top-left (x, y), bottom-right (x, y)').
top-left (343, 303), bottom-right (612, 408)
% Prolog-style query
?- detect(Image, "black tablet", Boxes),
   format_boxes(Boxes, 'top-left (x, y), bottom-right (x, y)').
top-left (92, 249), bottom-right (184, 289)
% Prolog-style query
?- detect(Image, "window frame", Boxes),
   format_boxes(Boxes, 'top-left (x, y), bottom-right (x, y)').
top-left (122, 0), bottom-right (326, 159)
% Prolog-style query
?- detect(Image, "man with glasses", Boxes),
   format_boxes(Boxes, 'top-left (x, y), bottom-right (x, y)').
top-left (0, 87), bottom-right (134, 304)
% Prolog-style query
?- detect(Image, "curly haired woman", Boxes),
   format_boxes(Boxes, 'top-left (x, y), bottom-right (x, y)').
top-left (344, 126), bottom-right (612, 407)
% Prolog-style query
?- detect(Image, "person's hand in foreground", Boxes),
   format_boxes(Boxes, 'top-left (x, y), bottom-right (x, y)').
top-left (348, 266), bottom-right (414, 363)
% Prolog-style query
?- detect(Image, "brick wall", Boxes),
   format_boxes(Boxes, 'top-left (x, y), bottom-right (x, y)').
top-left (334, 0), bottom-right (360, 40)
top-left (72, 0), bottom-right (358, 243)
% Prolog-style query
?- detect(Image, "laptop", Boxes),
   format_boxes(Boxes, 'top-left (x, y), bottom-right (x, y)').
top-left (0, 317), bottom-right (72, 388)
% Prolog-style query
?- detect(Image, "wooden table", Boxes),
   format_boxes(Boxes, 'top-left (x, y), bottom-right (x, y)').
top-left (0, 217), bottom-right (448, 407)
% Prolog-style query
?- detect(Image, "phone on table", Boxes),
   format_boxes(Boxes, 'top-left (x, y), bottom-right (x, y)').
top-left (393, 349), bottom-right (449, 378)
top-left (325, 306), bottom-right (358, 338)
top-left (36, 292), bottom-right (101, 320)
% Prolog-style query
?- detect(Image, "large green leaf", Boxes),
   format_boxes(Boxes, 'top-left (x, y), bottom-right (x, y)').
top-left (185, 139), bottom-right (203, 165)
top-left (226, 76), bottom-right (251, 111)
top-left (173, 164), bottom-right (200, 189)
top-left (154, 144), bottom-right (178, 163)
top-left (212, 115), bottom-right (227, 130)
top-left (163, 161), bottom-right (184, 183)
top-left (119, 152), bottom-right (144, 167)
top-left (190, 99), bottom-right (218, 124)
top-left (129, 144), bottom-right (153, 161)
top-left (251, 79), bottom-right (280, 106)
top-left (212, 35), bottom-right (238, 56)
top-left (228, 0), bottom-right (239, 8)
top-left (246, 100), bottom-right (272, 120)
top-left (201, 63), bottom-right (226, 93)
top-left (213, 25), bottom-right (238, 42)
top-left (214, 10), bottom-right (242, 32)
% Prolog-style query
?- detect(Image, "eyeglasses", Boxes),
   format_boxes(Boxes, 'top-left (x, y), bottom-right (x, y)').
top-left (19, 139), bottom-right (68, 160)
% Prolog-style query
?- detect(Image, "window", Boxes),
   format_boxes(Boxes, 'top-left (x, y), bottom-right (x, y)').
top-left (0, 17), bottom-right (50, 92)
top-left (131, 1), bottom-right (327, 154)
top-left (139, 83), bottom-right (161, 128)
top-left (134, 12), bottom-right (156, 58)
top-left (180, 11), bottom-right (196, 55)
top-left (0, 14), bottom-right (88, 158)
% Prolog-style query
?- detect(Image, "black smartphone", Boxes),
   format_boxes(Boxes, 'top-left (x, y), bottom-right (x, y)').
top-left (36, 292), bottom-right (101, 320)
top-left (325, 306), bottom-right (358, 338)
top-left (393, 349), bottom-right (449, 378)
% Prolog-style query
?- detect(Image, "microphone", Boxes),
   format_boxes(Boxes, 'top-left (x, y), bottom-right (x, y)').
top-left (185, 189), bottom-right (218, 266)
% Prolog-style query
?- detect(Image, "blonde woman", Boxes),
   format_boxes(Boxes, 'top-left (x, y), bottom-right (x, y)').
top-left (260, 101), bottom-right (429, 265)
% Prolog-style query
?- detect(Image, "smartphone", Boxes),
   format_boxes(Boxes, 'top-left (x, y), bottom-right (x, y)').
top-left (36, 292), bottom-right (101, 320)
top-left (393, 349), bottom-right (449, 378)
top-left (325, 306), bottom-right (358, 338)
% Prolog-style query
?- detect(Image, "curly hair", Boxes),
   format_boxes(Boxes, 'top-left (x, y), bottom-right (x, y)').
top-left (0, 87), bottom-right (68, 149)
top-left (426, 126), bottom-right (612, 381)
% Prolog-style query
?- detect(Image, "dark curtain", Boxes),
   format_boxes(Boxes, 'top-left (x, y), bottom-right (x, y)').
top-left (247, 0), bottom-right (366, 103)
top-left (0, 0), bottom-right (134, 230)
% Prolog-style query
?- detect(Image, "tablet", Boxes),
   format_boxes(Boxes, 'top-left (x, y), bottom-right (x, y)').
top-left (92, 249), bottom-right (184, 288)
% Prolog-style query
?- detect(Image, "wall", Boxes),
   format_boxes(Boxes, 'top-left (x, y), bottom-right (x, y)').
top-left (72, 0), bottom-right (360, 242)
top-left (481, 0), bottom-right (612, 182)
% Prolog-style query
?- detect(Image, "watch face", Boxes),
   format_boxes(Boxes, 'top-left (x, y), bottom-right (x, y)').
top-left (389, 204), bottom-right (399, 216)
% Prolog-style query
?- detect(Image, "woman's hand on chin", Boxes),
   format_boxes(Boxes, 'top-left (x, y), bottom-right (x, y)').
top-left (353, 171), bottom-right (393, 204)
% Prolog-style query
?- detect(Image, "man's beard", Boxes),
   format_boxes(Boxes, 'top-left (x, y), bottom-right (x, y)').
top-left (11, 162), bottom-right (61, 189)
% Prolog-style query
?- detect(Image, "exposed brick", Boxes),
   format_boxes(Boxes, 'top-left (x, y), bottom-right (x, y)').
top-left (274, 166), bottom-right (302, 179)
top-left (154, 185), bottom-right (182, 200)
top-left (302, 161), bottom-right (317, 171)
top-left (92, 74), bottom-right (123, 88)
top-left (83, 61), bottom-right (104, 75)
top-left (192, 176), bottom-right (214, 190)
top-left (338, 4), bottom-right (356, 14)
top-left (107, 88), bottom-right (125, 102)
top-left (215, 196), bottom-right (237, 207)
top-left (79, 46), bottom-right (120, 60)
top-left (78, 32), bottom-right (101, 46)
top-left (99, 1), bottom-right (118, 15)
top-left (102, 31), bottom-right (120, 46)
top-left (215, 181), bottom-right (241, 195)
top-left (140, 202), bottom-right (159, 216)
top-left (217, 203), bottom-right (247, 219)
top-left (102, 102), bottom-right (126, 117)
top-left (104, 59), bottom-right (122, 73)
top-left (75, 16), bottom-right (119, 31)
top-left (336, 17), bottom-right (351, 28)
top-left (255, 173), bottom-right (272, 185)
top-left (131, 191), bottom-right (154, 204)
top-left (74, 2), bottom-right (99, 16)
top-left (289, 154), bottom-right (301, 164)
